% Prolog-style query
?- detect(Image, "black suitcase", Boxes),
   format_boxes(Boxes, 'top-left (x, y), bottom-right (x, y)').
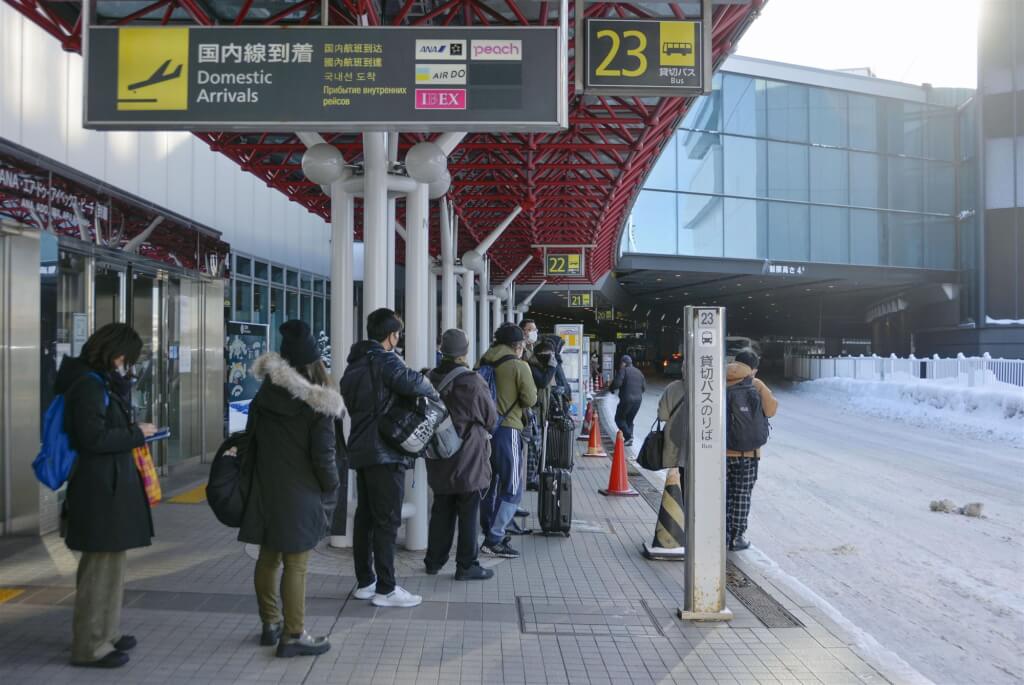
top-left (537, 468), bottom-right (572, 536)
top-left (545, 419), bottom-right (575, 470)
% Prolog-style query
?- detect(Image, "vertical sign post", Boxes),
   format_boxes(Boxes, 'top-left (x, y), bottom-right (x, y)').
top-left (679, 306), bottom-right (731, 621)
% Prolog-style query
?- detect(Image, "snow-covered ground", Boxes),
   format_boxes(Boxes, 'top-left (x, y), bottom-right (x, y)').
top-left (622, 376), bottom-right (1024, 685)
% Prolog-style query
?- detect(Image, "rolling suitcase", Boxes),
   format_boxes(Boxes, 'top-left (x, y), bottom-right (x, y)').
top-left (545, 417), bottom-right (575, 470)
top-left (537, 467), bottom-right (572, 536)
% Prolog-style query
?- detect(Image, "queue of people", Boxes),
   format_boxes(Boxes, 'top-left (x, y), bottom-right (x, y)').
top-left (55, 309), bottom-right (774, 669)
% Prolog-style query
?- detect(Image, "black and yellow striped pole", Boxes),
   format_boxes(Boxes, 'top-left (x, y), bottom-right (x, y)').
top-left (642, 467), bottom-right (686, 560)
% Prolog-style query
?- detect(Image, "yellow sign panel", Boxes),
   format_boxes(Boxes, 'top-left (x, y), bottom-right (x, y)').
top-left (659, 21), bottom-right (696, 67)
top-left (117, 28), bottom-right (189, 111)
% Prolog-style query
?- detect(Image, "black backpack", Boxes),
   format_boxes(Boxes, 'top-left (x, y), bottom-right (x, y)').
top-left (726, 379), bottom-right (770, 453)
top-left (206, 430), bottom-right (254, 528)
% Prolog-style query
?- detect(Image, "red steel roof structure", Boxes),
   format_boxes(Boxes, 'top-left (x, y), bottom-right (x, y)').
top-left (7, 0), bottom-right (762, 282)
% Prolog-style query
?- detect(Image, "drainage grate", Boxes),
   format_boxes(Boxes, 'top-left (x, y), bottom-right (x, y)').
top-left (516, 596), bottom-right (665, 637)
top-left (630, 472), bottom-right (804, 629)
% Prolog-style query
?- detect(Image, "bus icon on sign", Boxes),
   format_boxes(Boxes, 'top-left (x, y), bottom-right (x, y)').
top-left (662, 41), bottom-right (692, 57)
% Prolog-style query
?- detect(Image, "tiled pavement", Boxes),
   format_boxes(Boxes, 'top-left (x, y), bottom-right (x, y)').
top-left (0, 407), bottom-right (891, 685)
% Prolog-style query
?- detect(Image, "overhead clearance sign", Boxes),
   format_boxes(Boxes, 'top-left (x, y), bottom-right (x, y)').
top-left (84, 25), bottom-right (567, 132)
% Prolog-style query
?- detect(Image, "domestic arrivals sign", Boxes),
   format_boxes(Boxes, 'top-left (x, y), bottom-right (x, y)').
top-left (582, 18), bottom-right (707, 95)
top-left (84, 26), bottom-right (566, 131)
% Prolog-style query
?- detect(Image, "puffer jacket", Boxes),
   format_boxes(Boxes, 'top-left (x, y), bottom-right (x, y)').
top-left (478, 344), bottom-right (537, 431)
top-left (725, 362), bottom-right (778, 458)
top-left (58, 356), bottom-right (153, 553)
top-left (238, 354), bottom-right (342, 553)
top-left (611, 363), bottom-right (646, 401)
top-left (425, 360), bottom-right (497, 494)
top-left (340, 340), bottom-right (438, 469)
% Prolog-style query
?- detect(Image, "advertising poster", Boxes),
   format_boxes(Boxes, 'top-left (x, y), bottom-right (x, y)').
top-left (225, 321), bottom-right (268, 434)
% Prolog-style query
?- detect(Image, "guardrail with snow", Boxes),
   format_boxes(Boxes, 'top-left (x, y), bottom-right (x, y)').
top-left (785, 354), bottom-right (1024, 388)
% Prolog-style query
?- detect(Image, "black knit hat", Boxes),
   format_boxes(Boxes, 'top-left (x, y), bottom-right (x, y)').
top-left (495, 322), bottom-right (525, 345)
top-left (735, 349), bottom-right (760, 369)
top-left (279, 320), bottom-right (319, 368)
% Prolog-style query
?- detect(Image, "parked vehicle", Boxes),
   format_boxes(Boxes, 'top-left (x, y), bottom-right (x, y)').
top-left (661, 352), bottom-right (683, 378)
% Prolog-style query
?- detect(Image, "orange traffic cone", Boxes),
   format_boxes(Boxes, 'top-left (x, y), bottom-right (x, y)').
top-left (600, 431), bottom-right (639, 497)
top-left (583, 410), bottom-right (607, 457)
top-left (578, 400), bottom-right (594, 441)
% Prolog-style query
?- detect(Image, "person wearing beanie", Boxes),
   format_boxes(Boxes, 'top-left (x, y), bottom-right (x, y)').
top-left (422, 329), bottom-right (498, 580)
top-left (476, 323), bottom-right (537, 559)
top-left (724, 349), bottom-right (778, 552)
top-left (610, 354), bottom-right (646, 446)
top-left (340, 308), bottom-right (438, 609)
top-left (239, 320), bottom-right (341, 658)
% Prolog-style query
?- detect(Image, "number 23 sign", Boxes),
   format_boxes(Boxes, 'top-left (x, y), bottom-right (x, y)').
top-left (580, 12), bottom-right (709, 96)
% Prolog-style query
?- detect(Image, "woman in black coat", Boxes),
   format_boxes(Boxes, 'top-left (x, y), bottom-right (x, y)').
top-left (58, 324), bottom-right (157, 668)
top-left (238, 321), bottom-right (341, 658)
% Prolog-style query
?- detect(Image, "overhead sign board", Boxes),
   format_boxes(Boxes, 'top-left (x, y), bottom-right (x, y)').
top-left (84, 25), bottom-right (567, 132)
top-left (545, 252), bottom-right (583, 276)
top-left (568, 291), bottom-right (593, 308)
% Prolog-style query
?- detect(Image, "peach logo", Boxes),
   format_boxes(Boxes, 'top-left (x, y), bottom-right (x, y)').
top-left (414, 89), bottom-right (466, 110)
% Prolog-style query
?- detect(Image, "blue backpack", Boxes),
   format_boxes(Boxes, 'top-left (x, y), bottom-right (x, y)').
top-left (33, 372), bottom-right (108, 491)
top-left (477, 355), bottom-right (516, 432)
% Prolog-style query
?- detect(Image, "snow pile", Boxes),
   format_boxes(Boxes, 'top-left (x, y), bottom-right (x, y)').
top-left (796, 377), bottom-right (1024, 446)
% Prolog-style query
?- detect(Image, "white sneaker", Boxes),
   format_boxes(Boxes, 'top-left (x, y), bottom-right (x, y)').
top-left (352, 582), bottom-right (376, 600)
top-left (371, 586), bottom-right (422, 608)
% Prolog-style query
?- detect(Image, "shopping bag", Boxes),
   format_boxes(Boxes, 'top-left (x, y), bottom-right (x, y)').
top-left (133, 444), bottom-right (162, 506)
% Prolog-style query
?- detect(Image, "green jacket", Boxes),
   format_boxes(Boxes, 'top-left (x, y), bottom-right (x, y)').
top-left (478, 344), bottom-right (538, 430)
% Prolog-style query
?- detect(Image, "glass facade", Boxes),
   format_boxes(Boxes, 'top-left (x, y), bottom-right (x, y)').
top-left (624, 71), bottom-right (967, 270)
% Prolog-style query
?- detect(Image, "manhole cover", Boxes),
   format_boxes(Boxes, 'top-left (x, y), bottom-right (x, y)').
top-left (244, 541), bottom-right (505, 577)
top-left (516, 596), bottom-right (665, 637)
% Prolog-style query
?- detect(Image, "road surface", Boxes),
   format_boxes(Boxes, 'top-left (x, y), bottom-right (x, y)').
top-left (617, 375), bottom-right (1024, 685)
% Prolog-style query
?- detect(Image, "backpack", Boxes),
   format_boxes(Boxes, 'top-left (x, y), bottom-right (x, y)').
top-left (726, 378), bottom-right (770, 453)
top-left (33, 372), bottom-right (107, 491)
top-left (477, 354), bottom-right (516, 432)
top-left (423, 367), bottom-right (469, 460)
top-left (206, 431), bottom-right (253, 528)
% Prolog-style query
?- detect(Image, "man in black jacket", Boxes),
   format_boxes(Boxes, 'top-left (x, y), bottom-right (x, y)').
top-left (340, 308), bottom-right (437, 609)
top-left (610, 354), bottom-right (646, 445)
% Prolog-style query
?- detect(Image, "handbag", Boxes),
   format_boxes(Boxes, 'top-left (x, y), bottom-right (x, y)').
top-left (637, 397), bottom-right (685, 471)
top-left (373, 359), bottom-right (448, 456)
top-left (424, 367), bottom-right (468, 460)
top-left (133, 444), bottom-right (162, 506)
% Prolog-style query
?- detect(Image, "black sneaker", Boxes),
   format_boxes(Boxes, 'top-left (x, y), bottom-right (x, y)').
top-left (260, 622), bottom-right (282, 646)
top-left (72, 651), bottom-right (130, 668)
top-left (113, 635), bottom-right (137, 651)
top-left (729, 536), bottom-right (751, 551)
top-left (505, 519), bottom-right (533, 536)
top-left (481, 540), bottom-right (520, 559)
top-left (455, 564), bottom-right (495, 581)
top-left (276, 631), bottom-right (331, 658)
top-left (424, 564), bottom-right (441, 575)
top-left (514, 508), bottom-right (530, 518)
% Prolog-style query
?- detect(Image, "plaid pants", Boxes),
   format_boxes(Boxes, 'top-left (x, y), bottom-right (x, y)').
top-left (726, 457), bottom-right (759, 542)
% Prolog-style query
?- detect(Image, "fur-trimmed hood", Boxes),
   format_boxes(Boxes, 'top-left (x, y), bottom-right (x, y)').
top-left (252, 353), bottom-right (344, 418)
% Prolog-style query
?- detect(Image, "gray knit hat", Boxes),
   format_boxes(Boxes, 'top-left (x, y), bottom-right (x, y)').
top-left (440, 329), bottom-right (469, 358)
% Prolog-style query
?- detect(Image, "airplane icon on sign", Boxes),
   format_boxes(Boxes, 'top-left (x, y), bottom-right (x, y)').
top-left (127, 59), bottom-right (182, 91)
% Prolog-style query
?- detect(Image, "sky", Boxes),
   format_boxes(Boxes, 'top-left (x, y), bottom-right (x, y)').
top-left (734, 0), bottom-right (979, 88)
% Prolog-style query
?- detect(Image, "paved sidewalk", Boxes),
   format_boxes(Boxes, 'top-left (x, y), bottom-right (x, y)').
top-left (0, 421), bottom-right (889, 685)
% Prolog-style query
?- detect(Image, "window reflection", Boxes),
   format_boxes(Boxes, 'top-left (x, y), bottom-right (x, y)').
top-left (630, 192), bottom-right (677, 254)
top-left (678, 194), bottom-right (723, 257)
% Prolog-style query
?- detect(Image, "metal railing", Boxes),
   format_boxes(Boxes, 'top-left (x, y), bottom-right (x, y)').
top-left (785, 353), bottom-right (1024, 388)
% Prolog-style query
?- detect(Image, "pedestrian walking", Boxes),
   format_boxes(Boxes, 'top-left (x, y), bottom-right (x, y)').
top-left (424, 329), bottom-right (498, 580)
top-left (341, 308), bottom-right (437, 608)
top-left (610, 354), bottom-right (646, 445)
top-left (725, 350), bottom-right (778, 551)
top-left (478, 323), bottom-right (537, 559)
top-left (59, 323), bottom-right (158, 668)
top-left (239, 321), bottom-right (342, 657)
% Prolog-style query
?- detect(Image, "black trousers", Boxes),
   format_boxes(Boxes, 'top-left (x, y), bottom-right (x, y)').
top-left (424, 490), bottom-right (481, 572)
top-left (614, 398), bottom-right (642, 442)
top-left (353, 464), bottom-right (405, 595)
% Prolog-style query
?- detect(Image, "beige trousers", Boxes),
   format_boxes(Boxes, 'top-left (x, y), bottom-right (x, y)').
top-left (71, 551), bottom-right (127, 663)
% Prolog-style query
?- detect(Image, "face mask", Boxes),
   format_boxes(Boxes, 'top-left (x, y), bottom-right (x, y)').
top-left (527, 330), bottom-right (538, 343)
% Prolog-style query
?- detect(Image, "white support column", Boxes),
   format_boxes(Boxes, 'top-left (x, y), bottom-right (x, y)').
top-left (498, 256), bottom-right (532, 325)
top-left (462, 270), bottom-right (476, 362)
top-left (428, 270), bottom-right (438, 348)
top-left (329, 183), bottom-right (355, 548)
top-left (479, 259), bottom-right (491, 354)
top-left (386, 133), bottom-right (399, 310)
top-left (362, 133), bottom-right (389, 329)
top-left (506, 284), bottom-right (516, 323)
top-left (491, 296), bottom-right (502, 332)
top-left (439, 200), bottom-right (457, 331)
top-left (403, 181), bottom-right (431, 551)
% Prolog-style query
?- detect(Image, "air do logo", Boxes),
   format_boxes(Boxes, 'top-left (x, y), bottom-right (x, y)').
top-left (414, 39), bottom-right (466, 61)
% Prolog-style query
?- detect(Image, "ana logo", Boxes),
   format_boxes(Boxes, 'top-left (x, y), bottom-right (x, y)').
top-left (471, 39), bottom-right (522, 61)
top-left (415, 40), bottom-right (467, 61)
top-left (414, 89), bottom-right (466, 110)
top-left (116, 27), bottom-right (189, 111)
